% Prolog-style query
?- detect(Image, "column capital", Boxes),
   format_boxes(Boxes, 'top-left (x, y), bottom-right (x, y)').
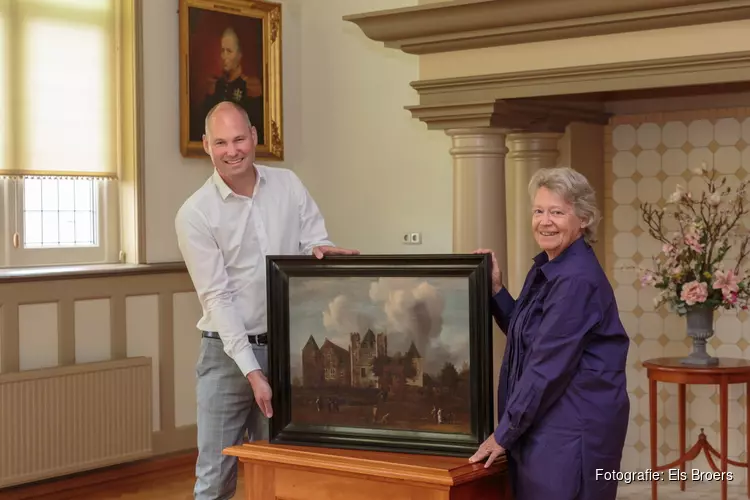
top-left (446, 127), bottom-right (507, 137)
top-left (506, 131), bottom-right (563, 162)
top-left (407, 98), bottom-right (609, 132)
top-left (446, 127), bottom-right (508, 158)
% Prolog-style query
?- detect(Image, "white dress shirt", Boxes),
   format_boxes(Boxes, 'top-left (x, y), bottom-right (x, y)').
top-left (175, 165), bottom-right (333, 376)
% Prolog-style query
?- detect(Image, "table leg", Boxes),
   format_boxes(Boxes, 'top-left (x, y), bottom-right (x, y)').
top-left (720, 379), bottom-right (728, 500)
top-left (679, 384), bottom-right (686, 491)
top-left (650, 377), bottom-right (658, 500)
top-left (746, 382), bottom-right (750, 499)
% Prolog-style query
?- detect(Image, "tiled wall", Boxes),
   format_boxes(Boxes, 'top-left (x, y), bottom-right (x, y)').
top-left (605, 108), bottom-right (750, 483)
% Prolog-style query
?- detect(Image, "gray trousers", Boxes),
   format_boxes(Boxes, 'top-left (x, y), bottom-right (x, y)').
top-left (194, 337), bottom-right (269, 500)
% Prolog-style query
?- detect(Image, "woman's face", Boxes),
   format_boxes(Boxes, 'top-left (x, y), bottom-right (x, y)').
top-left (531, 187), bottom-right (584, 260)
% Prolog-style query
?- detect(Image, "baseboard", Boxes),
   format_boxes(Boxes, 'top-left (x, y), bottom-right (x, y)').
top-left (0, 450), bottom-right (197, 500)
top-left (0, 425), bottom-right (198, 498)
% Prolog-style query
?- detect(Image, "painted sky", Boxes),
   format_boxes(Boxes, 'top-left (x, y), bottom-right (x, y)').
top-left (288, 276), bottom-right (471, 379)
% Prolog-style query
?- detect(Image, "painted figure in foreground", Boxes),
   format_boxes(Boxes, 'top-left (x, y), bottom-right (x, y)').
top-left (470, 167), bottom-right (630, 500)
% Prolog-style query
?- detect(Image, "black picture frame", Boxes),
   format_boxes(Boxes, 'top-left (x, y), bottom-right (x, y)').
top-left (265, 254), bottom-right (494, 457)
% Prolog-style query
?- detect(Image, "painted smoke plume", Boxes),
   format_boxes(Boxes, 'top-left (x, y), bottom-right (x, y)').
top-left (322, 277), bottom-right (463, 375)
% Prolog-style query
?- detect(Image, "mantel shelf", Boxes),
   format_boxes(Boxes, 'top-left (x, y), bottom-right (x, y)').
top-left (343, 0), bottom-right (750, 55)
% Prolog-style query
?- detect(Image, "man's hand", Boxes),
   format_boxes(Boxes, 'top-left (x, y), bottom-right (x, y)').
top-left (469, 434), bottom-right (506, 468)
top-left (312, 245), bottom-right (360, 259)
top-left (247, 370), bottom-right (273, 418)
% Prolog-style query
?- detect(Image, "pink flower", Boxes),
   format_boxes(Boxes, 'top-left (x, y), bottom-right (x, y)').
top-left (680, 280), bottom-right (708, 305)
top-left (713, 269), bottom-right (740, 298)
top-left (640, 271), bottom-right (655, 286)
top-left (684, 231), bottom-right (704, 253)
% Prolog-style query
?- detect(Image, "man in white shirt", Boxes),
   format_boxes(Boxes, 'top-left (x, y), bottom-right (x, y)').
top-left (175, 101), bottom-right (358, 500)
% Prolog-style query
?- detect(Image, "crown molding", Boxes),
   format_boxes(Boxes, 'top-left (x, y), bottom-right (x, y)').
top-left (409, 51), bottom-right (750, 104)
top-left (406, 99), bottom-right (610, 132)
top-left (404, 101), bottom-right (498, 130)
top-left (343, 0), bottom-right (750, 55)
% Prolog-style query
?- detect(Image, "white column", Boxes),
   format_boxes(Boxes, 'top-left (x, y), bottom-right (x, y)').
top-left (505, 132), bottom-right (562, 296)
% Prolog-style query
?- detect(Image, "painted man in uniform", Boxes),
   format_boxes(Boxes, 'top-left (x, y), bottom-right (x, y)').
top-left (202, 26), bottom-right (264, 144)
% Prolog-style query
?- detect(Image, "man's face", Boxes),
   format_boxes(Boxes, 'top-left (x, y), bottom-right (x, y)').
top-left (203, 107), bottom-right (257, 180)
top-left (221, 35), bottom-right (241, 74)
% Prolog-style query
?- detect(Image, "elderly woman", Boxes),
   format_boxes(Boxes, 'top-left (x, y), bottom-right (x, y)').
top-left (469, 167), bottom-right (630, 500)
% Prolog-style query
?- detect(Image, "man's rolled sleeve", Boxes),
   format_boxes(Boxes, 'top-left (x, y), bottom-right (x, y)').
top-left (175, 206), bottom-right (260, 376)
top-left (233, 345), bottom-right (261, 376)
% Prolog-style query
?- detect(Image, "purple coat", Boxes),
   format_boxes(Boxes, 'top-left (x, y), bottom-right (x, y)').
top-left (491, 237), bottom-right (630, 500)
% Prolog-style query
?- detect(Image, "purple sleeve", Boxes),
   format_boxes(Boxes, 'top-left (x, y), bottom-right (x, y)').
top-left (493, 277), bottom-right (600, 450)
top-left (491, 287), bottom-right (516, 334)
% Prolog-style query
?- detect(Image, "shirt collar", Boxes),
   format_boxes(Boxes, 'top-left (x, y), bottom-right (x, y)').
top-left (212, 164), bottom-right (265, 200)
top-left (532, 235), bottom-right (588, 280)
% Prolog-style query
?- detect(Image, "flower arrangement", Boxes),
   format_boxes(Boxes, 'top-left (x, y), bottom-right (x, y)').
top-left (638, 163), bottom-right (750, 315)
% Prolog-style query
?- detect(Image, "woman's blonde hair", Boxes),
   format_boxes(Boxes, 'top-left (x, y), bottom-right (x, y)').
top-left (527, 167), bottom-right (601, 245)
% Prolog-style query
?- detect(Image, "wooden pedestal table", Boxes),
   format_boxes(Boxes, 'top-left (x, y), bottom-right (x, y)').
top-left (643, 357), bottom-right (750, 500)
top-left (223, 440), bottom-right (510, 500)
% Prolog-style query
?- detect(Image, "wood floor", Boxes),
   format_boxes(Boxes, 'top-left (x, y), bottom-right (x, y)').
top-left (0, 450), bottom-right (241, 500)
top-left (2, 453), bottom-right (745, 500)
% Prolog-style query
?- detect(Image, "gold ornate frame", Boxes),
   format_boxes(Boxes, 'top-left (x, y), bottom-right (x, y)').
top-left (179, 0), bottom-right (283, 160)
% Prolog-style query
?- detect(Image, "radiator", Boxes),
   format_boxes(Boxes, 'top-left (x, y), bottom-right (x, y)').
top-left (0, 357), bottom-right (153, 488)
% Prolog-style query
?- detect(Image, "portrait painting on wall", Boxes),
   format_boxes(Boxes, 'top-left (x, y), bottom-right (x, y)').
top-left (266, 255), bottom-right (495, 457)
top-left (179, 0), bottom-right (283, 160)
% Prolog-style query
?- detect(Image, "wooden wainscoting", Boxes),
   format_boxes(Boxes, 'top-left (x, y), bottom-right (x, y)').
top-left (0, 264), bottom-right (200, 488)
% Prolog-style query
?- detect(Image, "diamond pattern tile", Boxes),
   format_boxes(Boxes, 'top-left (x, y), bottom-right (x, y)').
top-left (607, 112), bottom-right (750, 486)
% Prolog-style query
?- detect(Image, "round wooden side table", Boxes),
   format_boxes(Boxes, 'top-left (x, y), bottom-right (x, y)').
top-left (643, 357), bottom-right (750, 500)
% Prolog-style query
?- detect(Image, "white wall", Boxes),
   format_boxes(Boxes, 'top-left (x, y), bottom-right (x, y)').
top-left (141, 0), bottom-right (453, 263)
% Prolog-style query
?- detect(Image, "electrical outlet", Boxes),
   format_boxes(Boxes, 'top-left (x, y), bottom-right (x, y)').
top-left (403, 232), bottom-right (422, 244)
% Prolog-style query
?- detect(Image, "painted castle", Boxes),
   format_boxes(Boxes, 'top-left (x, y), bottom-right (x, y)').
top-left (301, 329), bottom-right (424, 388)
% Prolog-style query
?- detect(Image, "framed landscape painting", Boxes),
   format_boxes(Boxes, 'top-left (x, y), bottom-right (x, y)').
top-left (265, 254), bottom-right (494, 457)
top-left (178, 0), bottom-right (284, 160)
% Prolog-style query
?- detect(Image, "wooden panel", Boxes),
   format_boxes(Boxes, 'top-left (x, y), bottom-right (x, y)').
top-left (126, 294), bottom-right (161, 432)
top-left (158, 292), bottom-right (175, 434)
top-left (111, 292), bottom-right (127, 359)
top-left (74, 298), bottom-right (112, 364)
top-left (0, 268), bottom-right (199, 484)
top-left (172, 291), bottom-right (201, 428)
top-left (0, 305), bottom-right (3, 373)
top-left (1, 301), bottom-right (18, 373)
top-left (275, 467), bottom-right (449, 500)
top-left (226, 442), bottom-right (508, 500)
top-left (59, 298), bottom-right (75, 365)
top-left (18, 302), bottom-right (58, 371)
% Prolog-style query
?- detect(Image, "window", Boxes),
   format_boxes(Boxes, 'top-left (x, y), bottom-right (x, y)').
top-left (0, 0), bottom-right (120, 267)
top-left (23, 178), bottom-right (97, 248)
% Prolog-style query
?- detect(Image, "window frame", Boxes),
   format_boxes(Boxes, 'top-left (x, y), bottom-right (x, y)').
top-left (0, 0), bottom-right (122, 269)
top-left (0, 177), bottom-right (120, 267)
